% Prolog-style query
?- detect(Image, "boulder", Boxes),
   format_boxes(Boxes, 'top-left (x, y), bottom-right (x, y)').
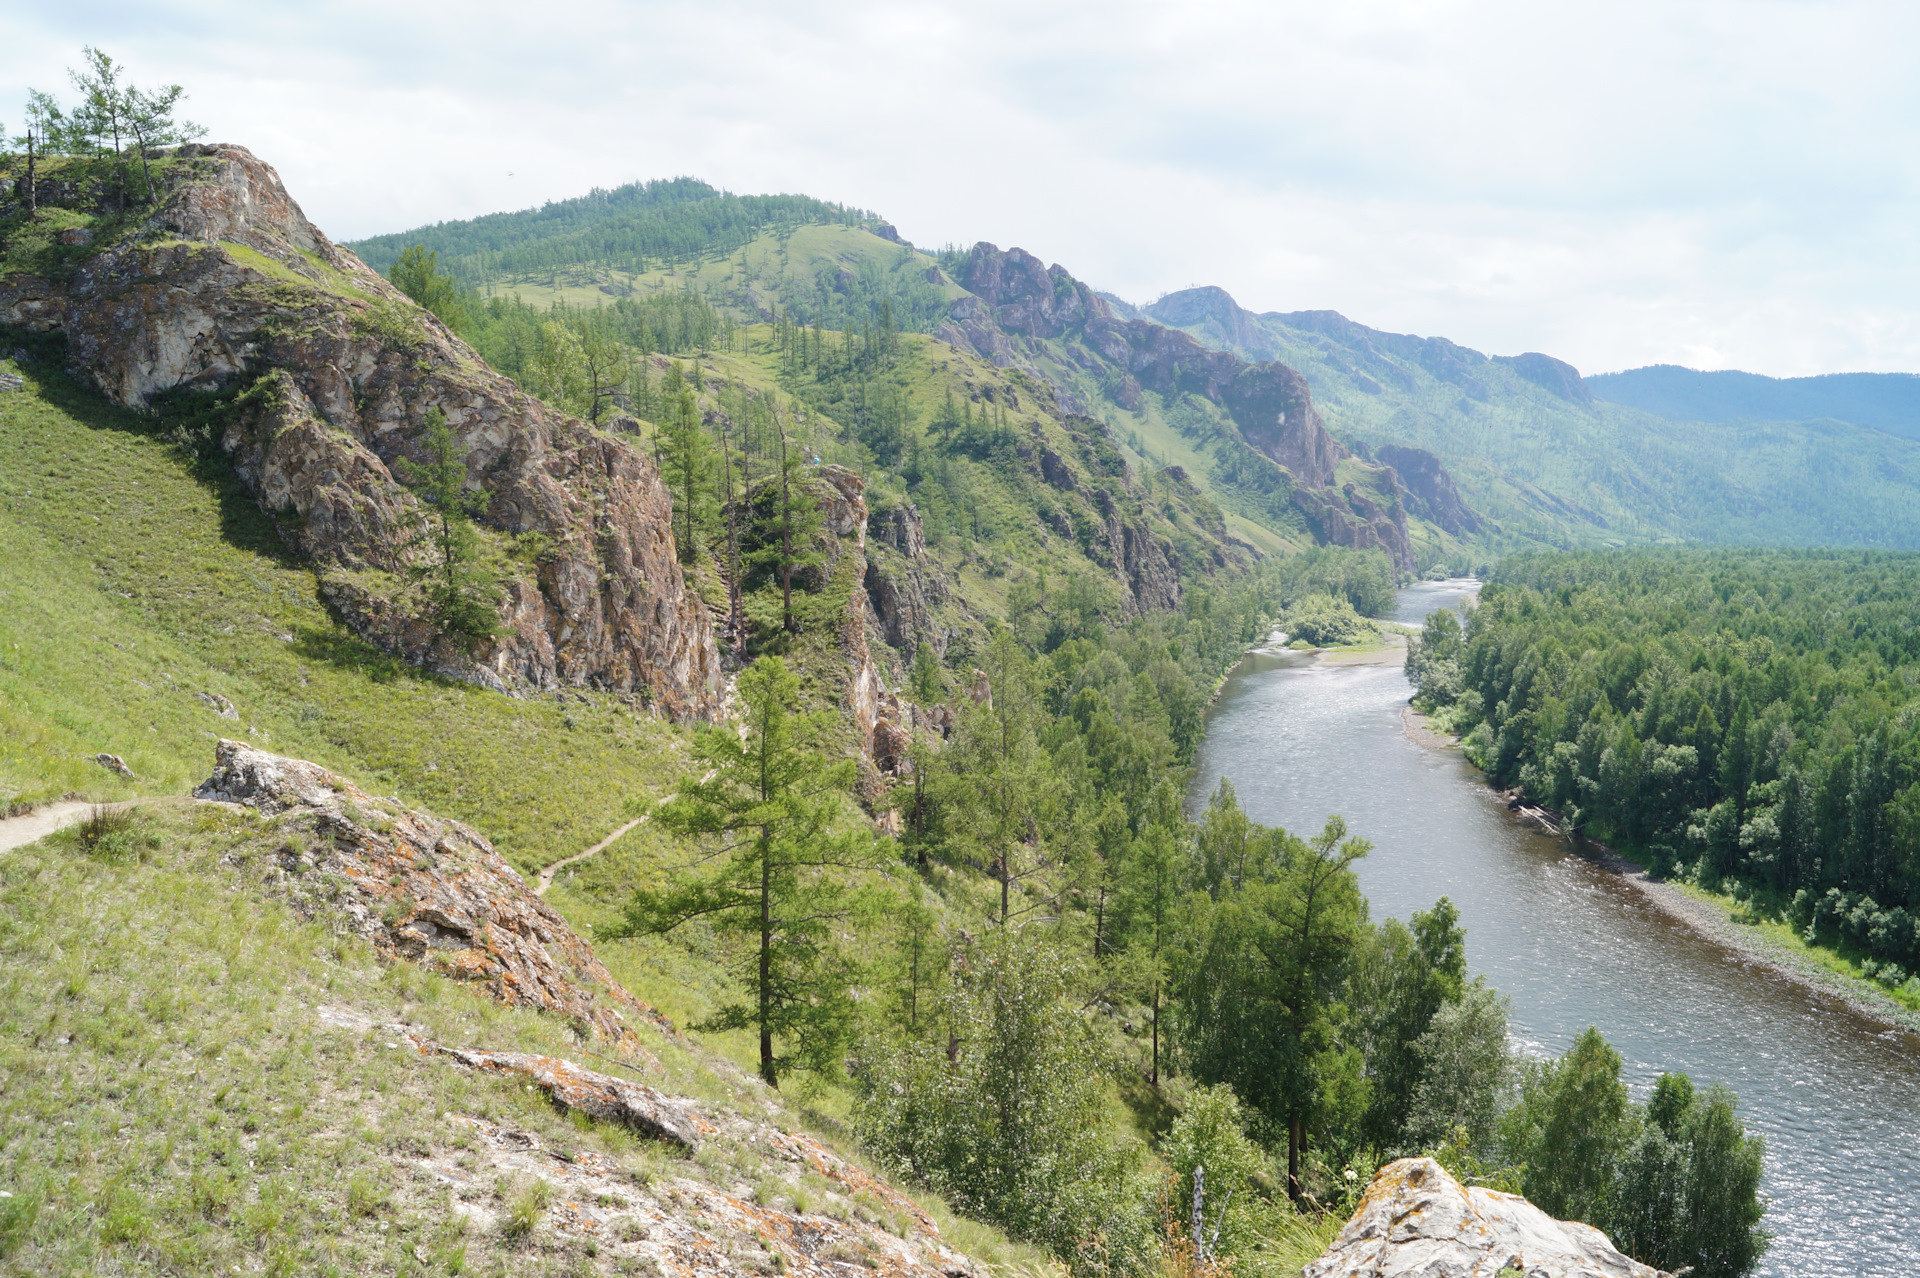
top-left (437, 1048), bottom-right (706, 1149)
top-left (1304, 1158), bottom-right (1673, 1278)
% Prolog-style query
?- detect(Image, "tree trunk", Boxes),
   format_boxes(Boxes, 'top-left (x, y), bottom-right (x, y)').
top-left (721, 427), bottom-right (743, 658)
top-left (779, 430), bottom-right (796, 634)
top-left (1190, 1164), bottom-right (1205, 1255)
top-left (1288, 1114), bottom-right (1304, 1202)
top-left (759, 828), bottom-right (776, 1087)
top-left (132, 126), bottom-right (155, 206)
top-left (1150, 981), bottom-right (1160, 1087)
top-left (25, 131), bottom-right (35, 217)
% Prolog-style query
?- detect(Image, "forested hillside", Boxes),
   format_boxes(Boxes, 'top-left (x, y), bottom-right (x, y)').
top-left (1409, 548), bottom-right (1920, 1003)
top-left (1587, 365), bottom-right (1920, 442)
top-left (350, 199), bottom-right (1482, 574)
top-left (1136, 287), bottom-right (1920, 553)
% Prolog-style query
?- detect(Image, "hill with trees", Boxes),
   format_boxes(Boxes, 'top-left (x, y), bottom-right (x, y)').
top-left (347, 201), bottom-right (1485, 576)
top-left (1586, 365), bottom-right (1920, 441)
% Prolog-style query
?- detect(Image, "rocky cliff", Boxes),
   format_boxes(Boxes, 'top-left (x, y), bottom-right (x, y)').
top-left (1307, 1158), bottom-right (1673, 1278)
top-left (939, 244), bottom-right (1417, 569)
top-left (0, 145), bottom-right (721, 718)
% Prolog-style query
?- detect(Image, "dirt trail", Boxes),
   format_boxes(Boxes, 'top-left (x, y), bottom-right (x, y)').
top-left (537, 773), bottom-right (716, 897)
top-left (536, 816), bottom-right (648, 896)
top-left (0, 801), bottom-right (95, 853)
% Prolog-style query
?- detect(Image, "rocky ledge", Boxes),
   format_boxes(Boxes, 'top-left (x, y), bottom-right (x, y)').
top-left (196, 738), bottom-right (671, 1058)
top-left (1305, 1158), bottom-right (1672, 1278)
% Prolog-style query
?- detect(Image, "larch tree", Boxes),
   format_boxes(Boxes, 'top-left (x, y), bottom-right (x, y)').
top-left (610, 656), bottom-right (882, 1086)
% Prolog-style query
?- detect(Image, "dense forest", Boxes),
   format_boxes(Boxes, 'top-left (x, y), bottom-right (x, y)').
top-left (1411, 549), bottom-right (1920, 995)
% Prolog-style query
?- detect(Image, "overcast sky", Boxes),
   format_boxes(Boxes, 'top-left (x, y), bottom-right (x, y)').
top-left (9, 1), bottom-right (1918, 377)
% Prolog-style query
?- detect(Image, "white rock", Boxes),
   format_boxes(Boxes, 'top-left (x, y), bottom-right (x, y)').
top-left (1303, 1157), bottom-right (1672, 1278)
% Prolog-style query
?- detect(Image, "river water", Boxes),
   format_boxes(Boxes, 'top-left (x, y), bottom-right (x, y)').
top-left (1188, 579), bottom-right (1920, 1276)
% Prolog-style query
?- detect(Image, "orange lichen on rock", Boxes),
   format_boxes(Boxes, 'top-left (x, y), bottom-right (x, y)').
top-left (438, 1048), bottom-right (709, 1149)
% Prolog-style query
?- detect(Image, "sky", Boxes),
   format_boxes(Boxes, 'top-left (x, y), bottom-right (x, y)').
top-left (8, 0), bottom-right (1920, 377)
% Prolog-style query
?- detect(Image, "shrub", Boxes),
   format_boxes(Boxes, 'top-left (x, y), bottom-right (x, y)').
top-left (76, 805), bottom-right (147, 862)
top-left (853, 935), bottom-right (1154, 1278)
top-left (1282, 594), bottom-right (1376, 647)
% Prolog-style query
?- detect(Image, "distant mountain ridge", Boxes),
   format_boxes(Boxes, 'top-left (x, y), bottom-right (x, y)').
top-left (1132, 283), bottom-right (1920, 554)
top-left (1586, 365), bottom-right (1920, 441)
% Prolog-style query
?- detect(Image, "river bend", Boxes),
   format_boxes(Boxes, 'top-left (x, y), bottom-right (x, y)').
top-left (1188, 580), bottom-right (1919, 1277)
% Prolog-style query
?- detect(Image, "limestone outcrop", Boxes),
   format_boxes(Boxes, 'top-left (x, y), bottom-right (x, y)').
top-left (0, 144), bottom-right (720, 716)
top-left (437, 1048), bottom-right (707, 1149)
top-left (864, 501), bottom-right (946, 653)
top-left (196, 738), bottom-right (671, 1056)
top-left (1305, 1158), bottom-right (1673, 1278)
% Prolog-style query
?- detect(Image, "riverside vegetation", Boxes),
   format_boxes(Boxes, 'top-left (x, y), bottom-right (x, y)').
top-left (1410, 548), bottom-right (1920, 1011)
top-left (2, 51), bottom-right (1770, 1278)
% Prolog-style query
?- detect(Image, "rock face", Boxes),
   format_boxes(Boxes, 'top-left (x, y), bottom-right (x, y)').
top-left (195, 738), bottom-right (671, 1056)
top-left (947, 244), bottom-right (1415, 569)
top-left (1377, 444), bottom-right (1482, 536)
top-left (0, 144), bottom-right (720, 717)
top-left (1305, 1158), bottom-right (1672, 1278)
top-left (864, 501), bottom-right (946, 653)
top-left (436, 1048), bottom-right (706, 1149)
top-left (401, 1102), bottom-right (980, 1278)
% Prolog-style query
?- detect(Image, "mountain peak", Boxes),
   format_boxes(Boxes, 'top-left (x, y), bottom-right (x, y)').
top-left (1493, 351), bottom-right (1593, 406)
top-left (1144, 285), bottom-right (1259, 351)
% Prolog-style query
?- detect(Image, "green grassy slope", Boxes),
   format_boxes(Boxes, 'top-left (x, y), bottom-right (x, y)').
top-left (0, 348), bottom-right (1169, 1276)
top-left (0, 800), bottom-right (1060, 1275)
top-left (0, 353), bottom-right (686, 872)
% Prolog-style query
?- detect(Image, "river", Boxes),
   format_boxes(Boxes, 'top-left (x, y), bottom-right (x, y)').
top-left (1188, 579), bottom-right (1920, 1277)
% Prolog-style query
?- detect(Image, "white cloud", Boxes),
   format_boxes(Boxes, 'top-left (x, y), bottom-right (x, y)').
top-left (7, 0), bottom-right (1919, 375)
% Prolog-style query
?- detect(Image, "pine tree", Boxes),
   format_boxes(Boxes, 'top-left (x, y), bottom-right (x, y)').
top-left (745, 425), bottom-right (824, 634)
top-left (657, 383), bottom-right (715, 562)
top-left (389, 245), bottom-right (470, 333)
